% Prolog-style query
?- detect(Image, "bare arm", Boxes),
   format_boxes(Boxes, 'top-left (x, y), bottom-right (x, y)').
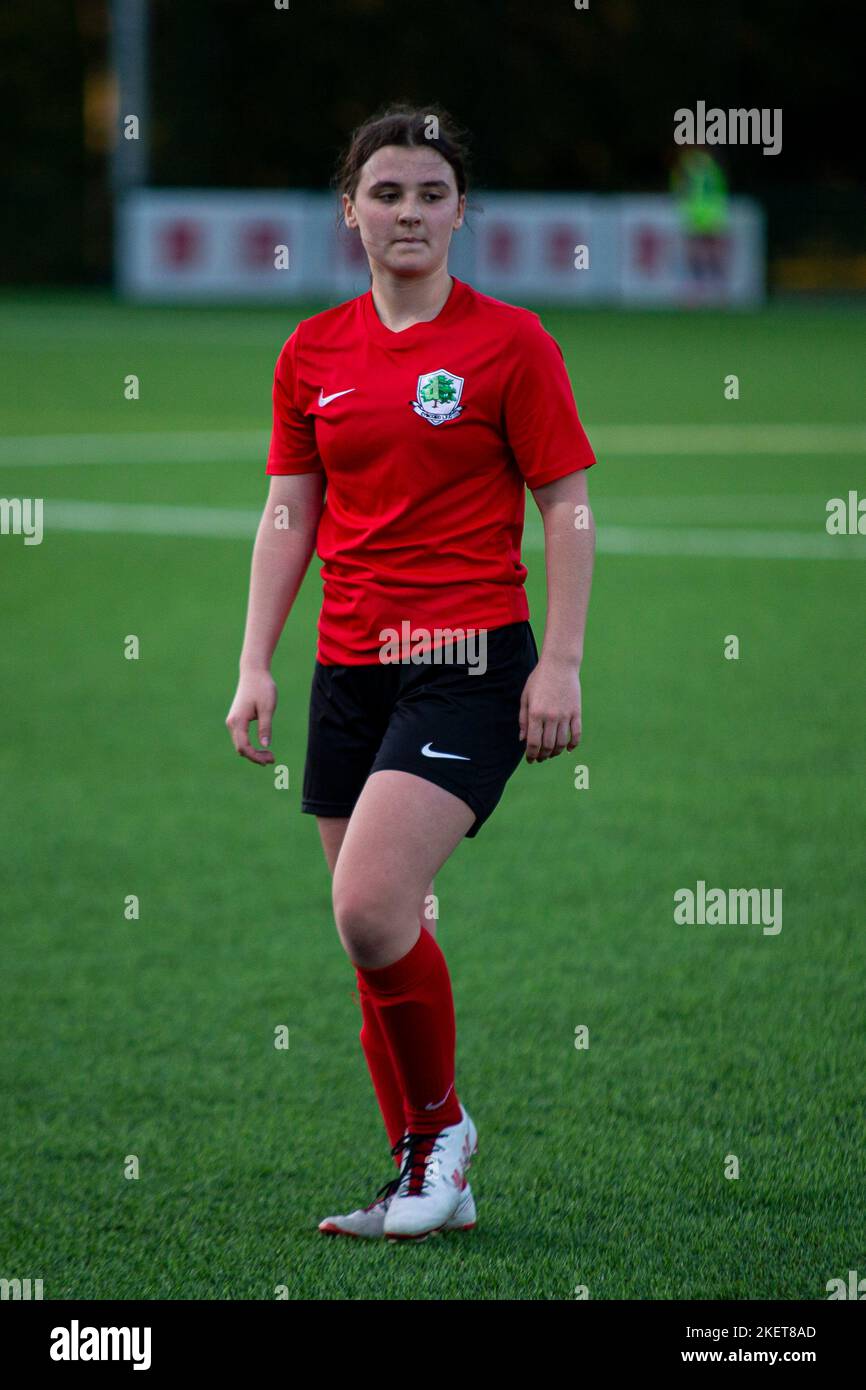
top-left (226, 472), bottom-right (324, 764)
top-left (518, 467), bottom-right (596, 762)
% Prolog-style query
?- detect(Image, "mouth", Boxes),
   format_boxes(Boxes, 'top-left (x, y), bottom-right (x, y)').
top-left (394, 237), bottom-right (425, 244)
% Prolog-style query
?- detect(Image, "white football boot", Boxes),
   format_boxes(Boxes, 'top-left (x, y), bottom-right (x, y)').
top-left (383, 1104), bottom-right (478, 1242)
top-left (318, 1179), bottom-right (476, 1238)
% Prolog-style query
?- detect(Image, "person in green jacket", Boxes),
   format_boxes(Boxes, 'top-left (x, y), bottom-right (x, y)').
top-left (671, 145), bottom-right (730, 296)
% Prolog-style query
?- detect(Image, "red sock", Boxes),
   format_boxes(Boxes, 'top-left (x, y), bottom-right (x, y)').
top-left (356, 975), bottom-right (407, 1161)
top-left (356, 928), bottom-right (462, 1135)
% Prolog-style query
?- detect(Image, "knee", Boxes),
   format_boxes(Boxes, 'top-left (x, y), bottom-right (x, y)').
top-left (332, 877), bottom-right (401, 962)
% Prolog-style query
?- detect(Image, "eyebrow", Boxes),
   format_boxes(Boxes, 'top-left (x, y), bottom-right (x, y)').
top-left (368, 179), bottom-right (451, 192)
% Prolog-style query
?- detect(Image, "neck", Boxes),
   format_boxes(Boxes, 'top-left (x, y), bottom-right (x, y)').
top-left (370, 264), bottom-right (453, 332)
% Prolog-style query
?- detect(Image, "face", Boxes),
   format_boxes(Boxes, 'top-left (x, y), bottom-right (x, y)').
top-left (342, 144), bottom-right (465, 277)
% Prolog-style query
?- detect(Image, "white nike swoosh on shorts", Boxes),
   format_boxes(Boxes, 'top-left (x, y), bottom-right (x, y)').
top-left (318, 388), bottom-right (356, 406)
top-left (421, 742), bottom-right (471, 761)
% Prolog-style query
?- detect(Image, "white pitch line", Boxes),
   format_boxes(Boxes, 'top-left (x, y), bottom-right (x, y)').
top-left (587, 524), bottom-right (864, 561)
top-left (27, 499), bottom-right (866, 561)
top-left (1, 422), bottom-right (866, 467)
top-left (0, 431), bottom-right (268, 466)
top-left (590, 494), bottom-right (830, 524)
top-left (41, 499), bottom-right (262, 539)
top-left (593, 424), bottom-right (866, 454)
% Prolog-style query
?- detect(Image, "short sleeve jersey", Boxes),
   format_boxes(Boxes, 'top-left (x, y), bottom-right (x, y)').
top-left (266, 275), bottom-right (596, 665)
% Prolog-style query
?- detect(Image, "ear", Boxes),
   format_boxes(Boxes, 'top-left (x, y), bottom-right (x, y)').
top-left (453, 192), bottom-right (466, 231)
top-left (342, 191), bottom-right (357, 229)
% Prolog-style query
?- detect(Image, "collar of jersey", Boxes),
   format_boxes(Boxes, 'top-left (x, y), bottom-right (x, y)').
top-left (362, 274), bottom-right (464, 348)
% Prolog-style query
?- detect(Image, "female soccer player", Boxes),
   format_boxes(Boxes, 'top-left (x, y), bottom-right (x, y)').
top-left (226, 105), bottom-right (596, 1241)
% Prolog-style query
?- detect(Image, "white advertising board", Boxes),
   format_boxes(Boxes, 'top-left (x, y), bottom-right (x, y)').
top-left (118, 190), bottom-right (764, 306)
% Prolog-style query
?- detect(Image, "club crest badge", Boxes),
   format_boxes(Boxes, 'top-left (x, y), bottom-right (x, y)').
top-left (410, 368), bottom-right (465, 426)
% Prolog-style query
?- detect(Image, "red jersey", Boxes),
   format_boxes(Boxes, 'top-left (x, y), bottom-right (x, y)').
top-left (266, 274), bottom-right (595, 665)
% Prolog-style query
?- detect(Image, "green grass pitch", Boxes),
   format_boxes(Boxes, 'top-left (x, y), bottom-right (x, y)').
top-left (0, 293), bottom-right (863, 1299)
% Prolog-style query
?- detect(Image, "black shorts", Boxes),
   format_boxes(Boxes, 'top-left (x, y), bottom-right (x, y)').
top-left (301, 620), bottom-right (539, 838)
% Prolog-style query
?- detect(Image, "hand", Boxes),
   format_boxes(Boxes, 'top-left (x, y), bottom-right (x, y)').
top-left (225, 668), bottom-right (278, 764)
top-left (519, 657), bottom-right (581, 762)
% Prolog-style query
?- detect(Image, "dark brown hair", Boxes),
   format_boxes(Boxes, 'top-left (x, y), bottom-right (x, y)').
top-left (333, 103), bottom-right (472, 207)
